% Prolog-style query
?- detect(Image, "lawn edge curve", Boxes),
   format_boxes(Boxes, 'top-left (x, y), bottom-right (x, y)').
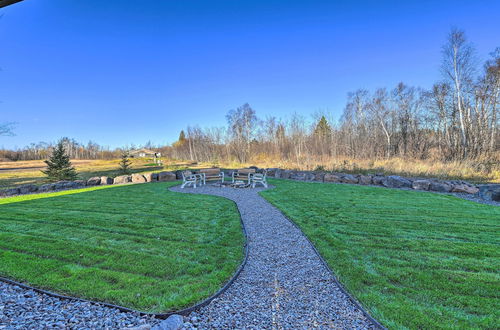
top-left (0, 187), bottom-right (249, 320)
top-left (259, 186), bottom-right (387, 330)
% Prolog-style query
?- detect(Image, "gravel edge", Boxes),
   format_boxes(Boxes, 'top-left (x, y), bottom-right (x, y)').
top-left (258, 187), bottom-right (386, 329)
top-left (0, 190), bottom-right (250, 321)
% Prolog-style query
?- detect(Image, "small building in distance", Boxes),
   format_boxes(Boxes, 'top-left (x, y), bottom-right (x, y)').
top-left (129, 148), bottom-right (160, 158)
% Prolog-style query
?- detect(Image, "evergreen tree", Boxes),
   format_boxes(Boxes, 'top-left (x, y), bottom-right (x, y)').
top-left (42, 141), bottom-right (78, 181)
top-left (118, 151), bottom-right (132, 174)
top-left (178, 130), bottom-right (186, 143)
top-left (314, 116), bottom-right (332, 138)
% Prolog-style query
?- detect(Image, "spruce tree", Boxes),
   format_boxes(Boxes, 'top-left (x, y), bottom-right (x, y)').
top-left (314, 116), bottom-right (332, 138)
top-left (118, 151), bottom-right (132, 174)
top-left (42, 141), bottom-right (78, 181)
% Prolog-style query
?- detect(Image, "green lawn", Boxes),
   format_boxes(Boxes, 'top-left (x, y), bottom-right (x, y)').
top-left (261, 179), bottom-right (500, 329)
top-left (0, 182), bottom-right (244, 313)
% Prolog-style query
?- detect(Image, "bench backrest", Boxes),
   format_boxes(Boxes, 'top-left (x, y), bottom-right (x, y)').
top-left (236, 168), bottom-right (256, 175)
top-left (199, 168), bottom-right (221, 175)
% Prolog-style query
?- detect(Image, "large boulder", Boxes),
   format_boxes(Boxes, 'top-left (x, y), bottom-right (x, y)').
top-left (143, 172), bottom-right (159, 182)
top-left (324, 173), bottom-right (342, 183)
top-left (274, 169), bottom-right (283, 178)
top-left (74, 180), bottom-right (86, 188)
top-left (131, 173), bottom-right (147, 183)
top-left (152, 314), bottom-right (183, 330)
top-left (478, 184), bottom-right (500, 201)
top-left (429, 181), bottom-right (452, 192)
top-left (158, 171), bottom-right (176, 182)
top-left (382, 175), bottom-right (412, 189)
top-left (451, 183), bottom-right (479, 194)
top-left (100, 176), bottom-right (114, 185)
top-left (39, 183), bottom-right (56, 192)
top-left (174, 170), bottom-right (184, 180)
top-left (3, 188), bottom-right (20, 196)
top-left (290, 171), bottom-right (314, 181)
top-left (341, 174), bottom-right (358, 184)
top-left (358, 175), bottom-right (372, 185)
top-left (412, 179), bottom-right (431, 191)
top-left (266, 168), bottom-right (279, 177)
top-left (281, 170), bottom-right (292, 179)
top-left (86, 177), bottom-right (101, 186)
top-left (114, 175), bottom-right (132, 184)
top-left (372, 176), bottom-right (385, 185)
top-left (54, 181), bottom-right (74, 190)
top-left (19, 184), bottom-right (38, 194)
top-left (314, 172), bottom-right (326, 182)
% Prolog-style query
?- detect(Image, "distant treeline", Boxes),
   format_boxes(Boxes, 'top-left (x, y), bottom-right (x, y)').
top-left (170, 29), bottom-right (499, 164)
top-left (1, 29), bottom-right (498, 165)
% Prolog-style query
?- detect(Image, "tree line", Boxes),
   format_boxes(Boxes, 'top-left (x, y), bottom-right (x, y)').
top-left (1, 29), bottom-right (498, 165)
top-left (170, 29), bottom-right (499, 164)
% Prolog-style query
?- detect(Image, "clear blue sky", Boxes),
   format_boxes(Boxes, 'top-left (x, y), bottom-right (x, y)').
top-left (1, 0), bottom-right (499, 149)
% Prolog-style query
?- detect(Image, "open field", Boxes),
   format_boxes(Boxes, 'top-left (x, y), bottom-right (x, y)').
top-left (0, 181), bottom-right (244, 313)
top-left (261, 179), bottom-right (500, 329)
top-left (2, 156), bottom-right (499, 189)
top-left (0, 159), bottom-right (164, 188)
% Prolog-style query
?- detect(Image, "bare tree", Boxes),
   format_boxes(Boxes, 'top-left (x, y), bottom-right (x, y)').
top-left (442, 28), bottom-right (476, 158)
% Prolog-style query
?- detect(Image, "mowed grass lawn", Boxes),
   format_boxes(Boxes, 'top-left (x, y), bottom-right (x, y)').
top-left (261, 179), bottom-right (500, 329)
top-left (0, 182), bottom-right (244, 313)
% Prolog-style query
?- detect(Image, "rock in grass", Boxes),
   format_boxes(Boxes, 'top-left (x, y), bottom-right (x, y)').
top-left (412, 179), bottom-right (431, 190)
top-left (143, 172), bottom-right (159, 182)
top-left (100, 176), bottom-right (113, 185)
top-left (113, 175), bottom-right (132, 184)
top-left (314, 172), bottom-right (326, 182)
top-left (340, 174), bottom-right (358, 184)
top-left (382, 175), bottom-right (412, 188)
top-left (39, 183), bottom-right (56, 192)
top-left (74, 180), bottom-right (87, 188)
top-left (158, 171), bottom-right (176, 182)
top-left (372, 175), bottom-right (385, 185)
top-left (324, 173), bottom-right (342, 183)
top-left (87, 177), bottom-right (101, 186)
top-left (357, 175), bottom-right (372, 185)
top-left (152, 315), bottom-right (183, 330)
top-left (19, 184), bottom-right (38, 194)
top-left (3, 188), bottom-right (20, 196)
top-left (451, 183), bottom-right (479, 194)
top-left (429, 181), bottom-right (452, 192)
top-left (131, 173), bottom-right (147, 183)
top-left (478, 184), bottom-right (500, 201)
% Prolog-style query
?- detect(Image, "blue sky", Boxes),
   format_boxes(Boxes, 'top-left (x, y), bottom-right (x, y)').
top-left (1, 0), bottom-right (499, 149)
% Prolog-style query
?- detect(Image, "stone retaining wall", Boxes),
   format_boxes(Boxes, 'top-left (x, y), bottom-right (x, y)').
top-left (0, 171), bottom-right (177, 197)
top-left (1, 168), bottom-right (499, 202)
top-left (261, 168), bottom-right (500, 201)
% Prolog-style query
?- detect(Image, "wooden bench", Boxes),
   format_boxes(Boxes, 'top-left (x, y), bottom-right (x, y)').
top-left (231, 168), bottom-right (256, 185)
top-left (197, 168), bottom-right (224, 184)
top-left (181, 170), bottom-right (202, 188)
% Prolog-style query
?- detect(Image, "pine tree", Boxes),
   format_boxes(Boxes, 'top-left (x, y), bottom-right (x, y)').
top-left (42, 141), bottom-right (78, 181)
top-left (118, 151), bottom-right (132, 174)
top-left (178, 130), bottom-right (186, 143)
top-left (314, 116), bottom-right (332, 138)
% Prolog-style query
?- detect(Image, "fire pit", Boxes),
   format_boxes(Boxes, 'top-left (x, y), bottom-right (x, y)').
top-left (211, 181), bottom-right (251, 188)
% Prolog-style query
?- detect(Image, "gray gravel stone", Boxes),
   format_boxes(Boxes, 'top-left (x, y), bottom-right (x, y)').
top-left (0, 282), bottom-right (161, 329)
top-left (171, 185), bottom-right (377, 329)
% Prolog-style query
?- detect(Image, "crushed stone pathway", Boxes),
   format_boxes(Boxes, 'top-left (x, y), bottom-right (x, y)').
top-left (171, 185), bottom-right (377, 329)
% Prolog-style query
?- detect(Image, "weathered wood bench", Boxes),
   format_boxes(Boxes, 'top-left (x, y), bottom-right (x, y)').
top-left (181, 170), bottom-right (202, 188)
top-left (198, 168), bottom-right (224, 184)
top-left (231, 168), bottom-right (256, 185)
top-left (251, 169), bottom-right (268, 188)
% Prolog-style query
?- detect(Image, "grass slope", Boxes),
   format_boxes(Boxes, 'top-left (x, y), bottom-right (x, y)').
top-left (0, 182), bottom-right (244, 313)
top-left (261, 179), bottom-right (500, 329)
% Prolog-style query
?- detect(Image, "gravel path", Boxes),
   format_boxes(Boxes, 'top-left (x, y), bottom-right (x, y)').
top-left (0, 282), bottom-right (160, 329)
top-left (170, 185), bottom-right (377, 329)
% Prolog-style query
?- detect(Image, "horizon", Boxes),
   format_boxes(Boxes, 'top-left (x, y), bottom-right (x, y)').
top-left (1, 0), bottom-right (500, 150)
